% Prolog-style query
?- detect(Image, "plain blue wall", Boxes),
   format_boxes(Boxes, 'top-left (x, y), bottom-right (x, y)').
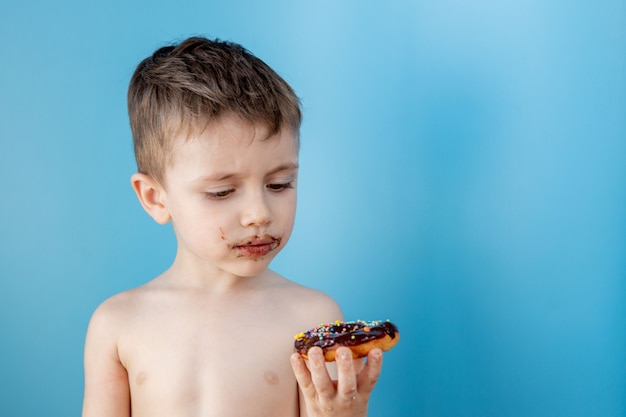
top-left (1, 1), bottom-right (624, 416)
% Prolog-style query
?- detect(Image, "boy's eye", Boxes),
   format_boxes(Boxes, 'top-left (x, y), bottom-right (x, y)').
top-left (206, 189), bottom-right (234, 200)
top-left (267, 182), bottom-right (294, 192)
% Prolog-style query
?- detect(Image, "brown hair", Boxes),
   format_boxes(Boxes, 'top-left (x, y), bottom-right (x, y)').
top-left (128, 36), bottom-right (302, 184)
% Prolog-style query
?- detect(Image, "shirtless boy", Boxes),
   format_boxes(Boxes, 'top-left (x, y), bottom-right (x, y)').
top-left (82, 37), bottom-right (385, 417)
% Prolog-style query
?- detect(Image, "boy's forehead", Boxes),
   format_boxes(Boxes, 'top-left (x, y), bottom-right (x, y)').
top-left (166, 115), bottom-right (299, 172)
top-left (180, 113), bottom-right (298, 147)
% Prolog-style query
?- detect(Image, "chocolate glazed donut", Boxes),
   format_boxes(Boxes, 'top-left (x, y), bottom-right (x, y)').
top-left (294, 320), bottom-right (400, 362)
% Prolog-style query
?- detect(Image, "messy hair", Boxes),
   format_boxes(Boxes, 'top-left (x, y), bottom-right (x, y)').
top-left (128, 36), bottom-right (302, 184)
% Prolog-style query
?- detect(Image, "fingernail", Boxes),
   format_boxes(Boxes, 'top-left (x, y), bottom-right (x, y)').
top-left (310, 348), bottom-right (325, 367)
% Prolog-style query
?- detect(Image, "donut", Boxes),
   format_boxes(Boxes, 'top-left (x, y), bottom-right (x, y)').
top-left (294, 319), bottom-right (400, 362)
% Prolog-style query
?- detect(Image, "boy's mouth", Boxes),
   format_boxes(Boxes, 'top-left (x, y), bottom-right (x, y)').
top-left (232, 236), bottom-right (281, 258)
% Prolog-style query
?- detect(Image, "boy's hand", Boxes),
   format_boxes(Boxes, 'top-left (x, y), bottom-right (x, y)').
top-left (290, 346), bottom-right (383, 417)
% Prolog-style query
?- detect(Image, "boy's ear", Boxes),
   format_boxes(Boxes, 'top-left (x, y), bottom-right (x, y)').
top-left (130, 173), bottom-right (171, 224)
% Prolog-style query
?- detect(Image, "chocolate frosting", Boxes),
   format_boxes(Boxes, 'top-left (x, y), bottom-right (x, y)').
top-left (294, 320), bottom-right (398, 353)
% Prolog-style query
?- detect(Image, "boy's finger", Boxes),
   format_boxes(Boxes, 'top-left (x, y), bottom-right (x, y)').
top-left (307, 347), bottom-right (336, 400)
top-left (290, 353), bottom-right (317, 399)
top-left (335, 347), bottom-right (358, 399)
top-left (353, 357), bottom-right (366, 374)
top-left (356, 348), bottom-right (383, 393)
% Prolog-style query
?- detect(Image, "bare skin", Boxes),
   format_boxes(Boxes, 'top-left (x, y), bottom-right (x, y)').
top-left (82, 116), bottom-right (384, 416)
top-left (83, 268), bottom-right (349, 417)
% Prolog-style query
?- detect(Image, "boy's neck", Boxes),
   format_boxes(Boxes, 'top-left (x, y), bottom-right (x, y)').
top-left (154, 254), bottom-right (273, 294)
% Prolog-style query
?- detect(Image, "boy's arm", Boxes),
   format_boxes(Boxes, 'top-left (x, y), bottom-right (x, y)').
top-left (82, 303), bottom-right (131, 417)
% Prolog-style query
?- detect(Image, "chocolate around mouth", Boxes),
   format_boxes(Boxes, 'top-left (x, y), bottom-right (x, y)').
top-left (232, 236), bottom-right (281, 257)
top-left (229, 235), bottom-right (281, 249)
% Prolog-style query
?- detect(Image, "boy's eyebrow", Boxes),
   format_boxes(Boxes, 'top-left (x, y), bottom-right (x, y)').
top-left (194, 162), bottom-right (299, 183)
top-left (267, 162), bottom-right (299, 175)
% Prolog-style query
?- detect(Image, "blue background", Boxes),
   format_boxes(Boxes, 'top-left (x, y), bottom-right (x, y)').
top-left (1, 1), bottom-right (624, 416)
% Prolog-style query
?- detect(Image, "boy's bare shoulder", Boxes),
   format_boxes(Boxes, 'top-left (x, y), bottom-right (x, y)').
top-left (86, 284), bottom-right (155, 334)
top-left (267, 272), bottom-right (344, 323)
top-left (92, 284), bottom-right (144, 312)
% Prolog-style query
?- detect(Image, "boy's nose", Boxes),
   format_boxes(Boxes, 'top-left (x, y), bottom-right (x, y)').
top-left (240, 193), bottom-right (272, 227)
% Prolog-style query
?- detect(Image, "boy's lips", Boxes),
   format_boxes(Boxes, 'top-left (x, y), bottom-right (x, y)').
top-left (232, 236), bottom-right (281, 258)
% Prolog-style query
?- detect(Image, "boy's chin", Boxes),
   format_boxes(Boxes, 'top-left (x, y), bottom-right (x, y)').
top-left (231, 256), bottom-right (276, 278)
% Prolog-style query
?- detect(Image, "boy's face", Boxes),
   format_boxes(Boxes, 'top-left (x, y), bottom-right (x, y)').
top-left (159, 115), bottom-right (298, 279)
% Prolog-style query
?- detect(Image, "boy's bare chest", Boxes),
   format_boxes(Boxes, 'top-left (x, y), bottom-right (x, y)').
top-left (118, 298), bottom-right (300, 416)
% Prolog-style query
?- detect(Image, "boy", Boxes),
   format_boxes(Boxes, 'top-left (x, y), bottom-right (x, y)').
top-left (82, 37), bottom-right (384, 417)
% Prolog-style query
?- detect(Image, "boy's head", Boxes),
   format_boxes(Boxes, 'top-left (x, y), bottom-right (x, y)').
top-left (128, 36), bottom-right (301, 185)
